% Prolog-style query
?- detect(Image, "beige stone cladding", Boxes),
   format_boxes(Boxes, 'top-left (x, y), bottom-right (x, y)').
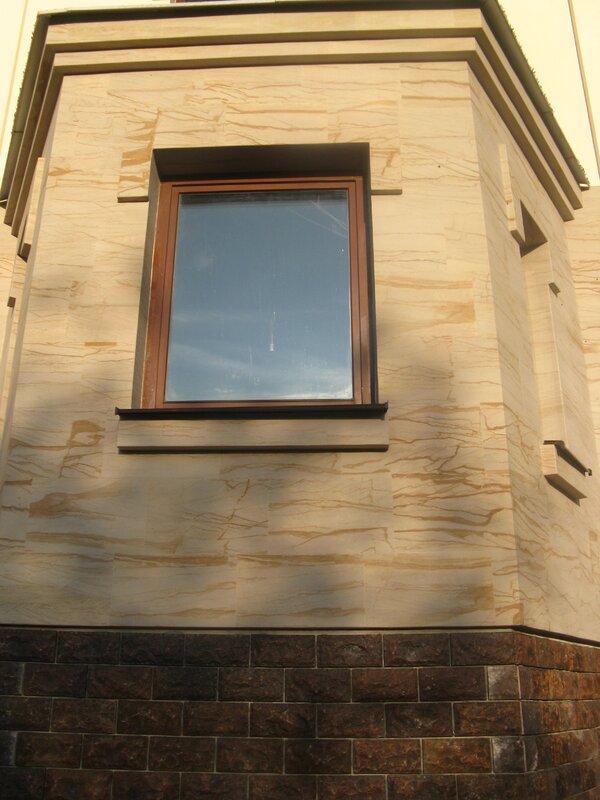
top-left (468, 73), bottom-right (600, 638)
top-left (0, 4), bottom-right (597, 638)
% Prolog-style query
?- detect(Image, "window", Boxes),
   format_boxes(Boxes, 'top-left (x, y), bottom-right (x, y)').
top-left (141, 174), bottom-right (375, 410)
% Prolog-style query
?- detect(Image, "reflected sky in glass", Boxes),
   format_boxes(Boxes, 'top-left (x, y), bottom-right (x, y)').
top-left (165, 188), bottom-right (353, 402)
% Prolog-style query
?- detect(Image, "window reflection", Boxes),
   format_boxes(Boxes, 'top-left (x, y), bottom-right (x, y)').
top-left (165, 189), bottom-right (353, 402)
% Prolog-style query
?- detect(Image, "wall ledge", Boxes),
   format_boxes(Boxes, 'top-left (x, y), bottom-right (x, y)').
top-left (116, 404), bottom-right (389, 452)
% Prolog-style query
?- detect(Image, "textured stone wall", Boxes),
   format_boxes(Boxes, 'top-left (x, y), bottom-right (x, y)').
top-left (1, 9), bottom-right (599, 642)
top-left (1, 628), bottom-right (599, 799)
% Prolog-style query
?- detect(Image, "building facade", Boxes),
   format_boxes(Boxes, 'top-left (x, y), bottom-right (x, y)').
top-left (0, 1), bottom-right (599, 797)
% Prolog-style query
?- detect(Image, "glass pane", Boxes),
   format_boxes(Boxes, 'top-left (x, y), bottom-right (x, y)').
top-left (164, 188), bottom-right (353, 402)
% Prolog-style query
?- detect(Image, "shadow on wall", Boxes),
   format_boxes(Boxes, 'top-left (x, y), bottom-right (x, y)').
top-left (0, 242), bottom-right (500, 632)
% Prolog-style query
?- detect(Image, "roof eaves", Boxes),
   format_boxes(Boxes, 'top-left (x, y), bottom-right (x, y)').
top-left (0, 0), bottom-right (589, 206)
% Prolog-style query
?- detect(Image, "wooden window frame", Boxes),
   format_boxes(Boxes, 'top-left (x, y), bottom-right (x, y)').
top-left (141, 175), bottom-right (374, 410)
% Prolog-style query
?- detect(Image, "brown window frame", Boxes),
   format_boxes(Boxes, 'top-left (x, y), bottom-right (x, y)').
top-left (141, 175), bottom-right (374, 410)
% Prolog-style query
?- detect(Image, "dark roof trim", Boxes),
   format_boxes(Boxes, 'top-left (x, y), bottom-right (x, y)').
top-left (481, 0), bottom-right (587, 189)
top-left (0, 0), bottom-right (589, 205)
top-left (35, 1), bottom-right (492, 26)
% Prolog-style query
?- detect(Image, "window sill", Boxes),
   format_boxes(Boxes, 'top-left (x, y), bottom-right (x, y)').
top-left (115, 404), bottom-right (388, 453)
top-left (541, 442), bottom-right (590, 503)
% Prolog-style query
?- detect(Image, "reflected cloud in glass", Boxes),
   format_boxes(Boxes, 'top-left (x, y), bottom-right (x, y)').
top-left (165, 189), bottom-right (353, 401)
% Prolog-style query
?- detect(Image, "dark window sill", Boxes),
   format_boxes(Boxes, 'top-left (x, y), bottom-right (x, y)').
top-left (115, 403), bottom-right (388, 453)
top-left (116, 402), bottom-right (387, 420)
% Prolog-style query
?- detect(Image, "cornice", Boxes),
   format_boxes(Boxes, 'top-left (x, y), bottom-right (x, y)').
top-left (0, 1), bottom-right (586, 231)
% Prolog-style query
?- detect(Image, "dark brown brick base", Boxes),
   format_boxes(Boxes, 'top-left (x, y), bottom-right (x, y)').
top-left (1, 628), bottom-right (599, 799)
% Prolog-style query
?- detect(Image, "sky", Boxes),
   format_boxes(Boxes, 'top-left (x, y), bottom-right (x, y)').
top-left (1, 0), bottom-right (599, 185)
top-left (501, 0), bottom-right (600, 184)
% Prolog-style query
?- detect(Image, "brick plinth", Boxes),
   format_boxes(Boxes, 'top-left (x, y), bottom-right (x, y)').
top-left (1, 629), bottom-right (599, 799)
